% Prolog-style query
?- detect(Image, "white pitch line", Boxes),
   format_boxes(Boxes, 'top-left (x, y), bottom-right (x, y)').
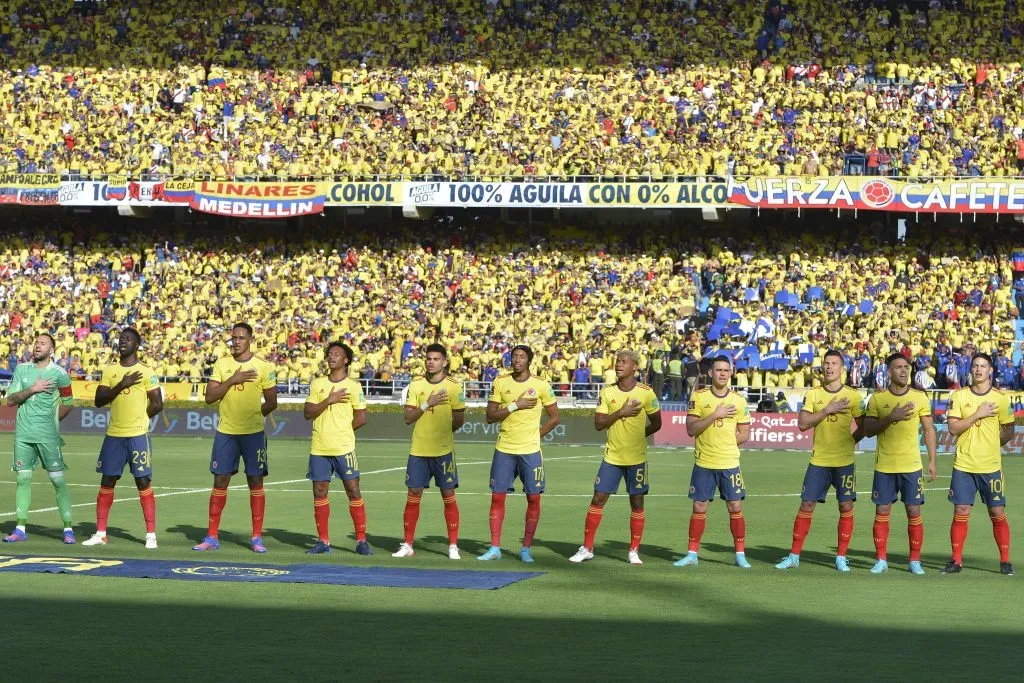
top-left (0, 454), bottom-right (596, 519)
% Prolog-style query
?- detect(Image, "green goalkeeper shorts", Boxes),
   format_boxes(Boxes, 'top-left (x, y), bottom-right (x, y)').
top-left (12, 440), bottom-right (67, 473)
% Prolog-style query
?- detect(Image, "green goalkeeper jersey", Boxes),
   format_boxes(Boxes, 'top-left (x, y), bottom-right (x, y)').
top-left (8, 361), bottom-right (73, 444)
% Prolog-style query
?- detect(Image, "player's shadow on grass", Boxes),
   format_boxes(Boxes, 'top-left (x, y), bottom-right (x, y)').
top-left (420, 535), bottom-right (488, 557)
top-left (602, 539), bottom-right (681, 563)
top-left (530, 537), bottom-right (588, 559)
top-left (720, 544), bottom-right (840, 568)
top-left (25, 524), bottom-right (66, 542)
top-left (165, 524), bottom-right (253, 550)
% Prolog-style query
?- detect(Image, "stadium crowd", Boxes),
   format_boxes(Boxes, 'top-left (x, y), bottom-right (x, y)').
top-left (1, 1), bottom-right (1024, 179)
top-left (0, 213), bottom-right (1022, 401)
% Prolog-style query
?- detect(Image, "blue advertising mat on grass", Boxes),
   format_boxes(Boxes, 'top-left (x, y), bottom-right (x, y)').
top-left (0, 554), bottom-right (542, 590)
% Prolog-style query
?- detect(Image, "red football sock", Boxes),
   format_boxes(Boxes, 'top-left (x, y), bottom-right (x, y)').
top-left (442, 494), bottom-right (459, 545)
top-left (249, 486), bottom-right (265, 537)
top-left (951, 513), bottom-right (970, 563)
top-left (629, 510), bottom-right (645, 552)
top-left (207, 487), bottom-right (228, 538)
top-left (95, 486), bottom-right (115, 533)
top-left (403, 493), bottom-right (421, 544)
top-left (488, 492), bottom-right (507, 547)
top-left (991, 513), bottom-right (1011, 563)
top-left (313, 497), bottom-right (330, 543)
top-left (907, 515), bottom-right (923, 562)
top-left (583, 505), bottom-right (604, 550)
top-left (348, 497), bottom-right (366, 542)
top-left (837, 510), bottom-right (854, 556)
top-left (138, 486), bottom-right (156, 534)
top-left (688, 512), bottom-right (707, 553)
top-left (873, 513), bottom-right (890, 560)
top-left (523, 494), bottom-right (541, 548)
top-left (729, 511), bottom-right (746, 553)
top-left (791, 510), bottom-right (813, 555)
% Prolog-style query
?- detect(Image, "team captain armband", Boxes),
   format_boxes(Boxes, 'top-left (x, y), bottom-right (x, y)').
top-left (59, 385), bottom-right (73, 398)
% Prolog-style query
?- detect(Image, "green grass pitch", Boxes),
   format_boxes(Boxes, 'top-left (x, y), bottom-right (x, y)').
top-left (0, 434), bottom-right (1022, 681)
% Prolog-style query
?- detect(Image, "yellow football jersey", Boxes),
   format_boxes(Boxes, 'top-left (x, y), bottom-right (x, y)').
top-left (947, 388), bottom-right (1013, 474)
top-left (802, 386), bottom-right (864, 467)
top-left (406, 376), bottom-right (466, 457)
top-left (688, 388), bottom-right (750, 470)
top-left (488, 375), bottom-right (557, 454)
top-left (210, 355), bottom-right (277, 435)
top-left (597, 382), bottom-right (661, 466)
top-left (307, 376), bottom-right (366, 455)
top-left (100, 362), bottom-right (159, 437)
top-left (866, 388), bottom-right (931, 473)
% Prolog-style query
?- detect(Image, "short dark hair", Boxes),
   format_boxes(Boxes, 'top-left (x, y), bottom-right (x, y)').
top-left (885, 352), bottom-right (907, 368)
top-left (511, 344), bottom-right (534, 365)
top-left (121, 327), bottom-right (141, 344)
top-left (425, 343), bottom-right (447, 358)
top-left (823, 349), bottom-right (844, 363)
top-left (327, 341), bottom-right (353, 364)
top-left (232, 323), bottom-right (254, 337)
top-left (711, 355), bottom-right (733, 368)
top-left (37, 333), bottom-right (55, 348)
top-left (972, 352), bottom-right (994, 368)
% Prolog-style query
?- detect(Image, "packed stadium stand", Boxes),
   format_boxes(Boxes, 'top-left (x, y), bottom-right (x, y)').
top-left (2, 0), bottom-right (1024, 179)
top-left (1, 212), bottom-right (1022, 401)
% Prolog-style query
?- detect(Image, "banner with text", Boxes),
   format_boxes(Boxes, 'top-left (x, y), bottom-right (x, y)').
top-left (189, 182), bottom-right (325, 218)
top-left (0, 173), bottom-right (60, 205)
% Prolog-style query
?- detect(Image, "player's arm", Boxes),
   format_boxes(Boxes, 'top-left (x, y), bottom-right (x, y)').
top-left (451, 408), bottom-right (465, 431)
top-left (686, 402), bottom-right (734, 437)
top-left (304, 386), bottom-right (344, 420)
top-left (204, 366), bottom-right (256, 403)
top-left (538, 402), bottom-right (560, 438)
top-left (1000, 422), bottom-right (1014, 445)
top-left (921, 414), bottom-right (938, 480)
top-left (645, 410), bottom-right (662, 437)
top-left (95, 370), bottom-right (144, 407)
top-left (146, 388), bottom-right (163, 417)
top-left (735, 421), bottom-right (751, 446)
top-left (352, 409), bottom-right (367, 431)
top-left (404, 387), bottom-right (449, 425)
top-left (6, 373), bottom-right (54, 406)
top-left (946, 401), bottom-right (996, 436)
top-left (851, 415), bottom-right (865, 443)
top-left (261, 385), bottom-right (278, 416)
top-left (797, 397), bottom-right (849, 432)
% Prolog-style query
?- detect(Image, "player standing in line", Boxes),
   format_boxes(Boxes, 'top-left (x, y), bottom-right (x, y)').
top-left (568, 350), bottom-right (661, 564)
top-left (303, 342), bottom-right (369, 555)
top-left (2, 334), bottom-right (75, 544)
top-left (776, 350), bottom-right (865, 572)
top-left (942, 353), bottom-right (1014, 575)
top-left (862, 353), bottom-right (937, 574)
top-left (393, 343), bottom-right (466, 560)
top-left (478, 345), bottom-right (559, 563)
top-left (193, 323), bottom-right (278, 553)
top-left (675, 356), bottom-right (751, 568)
top-left (82, 328), bottom-right (164, 548)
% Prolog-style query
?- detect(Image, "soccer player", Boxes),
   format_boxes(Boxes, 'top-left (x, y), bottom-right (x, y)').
top-left (776, 349), bottom-right (865, 572)
top-left (569, 350), bottom-right (661, 564)
top-left (193, 323), bottom-right (278, 553)
top-left (942, 353), bottom-right (1014, 575)
top-left (303, 342), bottom-right (369, 555)
top-left (675, 355), bottom-right (751, 568)
top-left (3, 334), bottom-right (75, 544)
top-left (478, 344), bottom-right (559, 563)
top-left (82, 328), bottom-right (164, 548)
top-left (393, 343), bottom-right (466, 560)
top-left (862, 353), bottom-right (937, 574)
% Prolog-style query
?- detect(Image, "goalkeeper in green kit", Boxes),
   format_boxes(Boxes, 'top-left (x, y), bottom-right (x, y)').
top-left (3, 334), bottom-right (76, 544)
